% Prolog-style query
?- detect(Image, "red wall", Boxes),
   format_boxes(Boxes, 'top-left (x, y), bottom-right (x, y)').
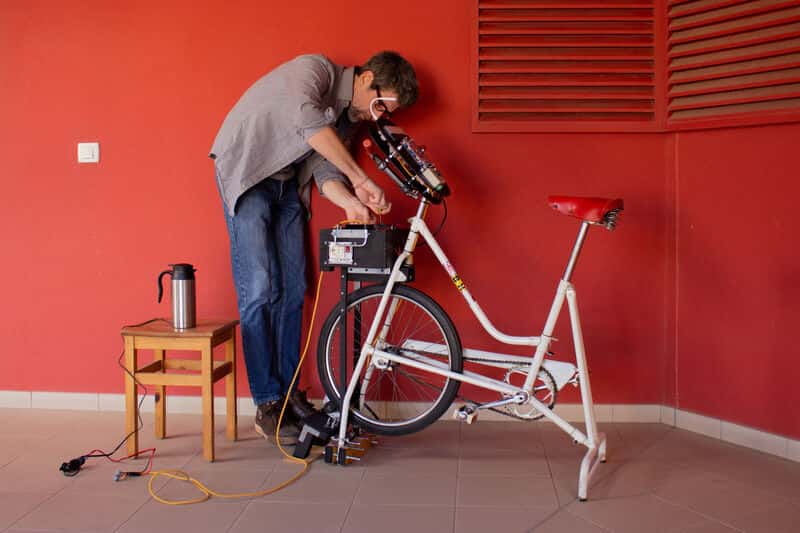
top-left (9, 1), bottom-right (792, 439)
top-left (674, 123), bottom-right (800, 439)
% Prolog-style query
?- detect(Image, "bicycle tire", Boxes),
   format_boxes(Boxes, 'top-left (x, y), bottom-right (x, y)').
top-left (316, 283), bottom-right (463, 435)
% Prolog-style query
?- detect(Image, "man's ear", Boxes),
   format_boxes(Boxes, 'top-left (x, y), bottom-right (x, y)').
top-left (361, 70), bottom-right (374, 88)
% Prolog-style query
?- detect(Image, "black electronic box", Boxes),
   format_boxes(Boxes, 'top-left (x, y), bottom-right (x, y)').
top-left (319, 225), bottom-right (413, 281)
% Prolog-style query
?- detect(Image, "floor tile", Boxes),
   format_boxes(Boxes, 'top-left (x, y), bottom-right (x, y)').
top-left (538, 428), bottom-right (591, 461)
top-left (0, 436), bottom-right (35, 466)
top-left (362, 445), bottom-right (460, 476)
top-left (725, 501), bottom-right (800, 533)
top-left (380, 421), bottom-right (461, 450)
top-left (690, 451), bottom-right (800, 503)
top-left (531, 508), bottom-right (611, 532)
top-left (459, 447), bottom-right (550, 477)
top-left (116, 499), bottom-right (247, 533)
top-left (459, 421), bottom-right (545, 453)
top-left (13, 490), bottom-right (146, 532)
top-left (0, 492), bottom-right (53, 530)
top-left (230, 501), bottom-right (349, 533)
top-left (585, 459), bottom-right (697, 499)
top-left (669, 520), bottom-right (741, 533)
top-left (6, 529), bottom-right (66, 533)
top-left (566, 493), bottom-right (709, 533)
top-left (260, 465), bottom-right (363, 504)
top-left (457, 475), bottom-right (559, 508)
top-left (342, 504), bottom-right (455, 533)
top-left (0, 459), bottom-right (78, 494)
top-left (455, 506), bottom-right (557, 533)
top-left (179, 435), bottom-right (279, 471)
top-left (654, 471), bottom-right (788, 528)
top-left (356, 473), bottom-right (457, 506)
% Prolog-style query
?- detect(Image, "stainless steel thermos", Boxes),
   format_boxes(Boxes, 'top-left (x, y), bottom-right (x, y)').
top-left (157, 263), bottom-right (196, 329)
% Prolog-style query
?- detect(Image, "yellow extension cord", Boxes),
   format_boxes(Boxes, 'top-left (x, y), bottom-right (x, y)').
top-left (146, 271), bottom-right (326, 505)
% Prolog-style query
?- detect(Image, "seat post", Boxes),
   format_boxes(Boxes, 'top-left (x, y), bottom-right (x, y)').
top-left (562, 221), bottom-right (591, 282)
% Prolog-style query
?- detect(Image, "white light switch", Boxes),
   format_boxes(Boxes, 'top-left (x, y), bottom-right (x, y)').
top-left (77, 142), bottom-right (100, 163)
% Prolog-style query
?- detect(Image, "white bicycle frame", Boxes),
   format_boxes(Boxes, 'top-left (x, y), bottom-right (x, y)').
top-left (335, 198), bottom-right (607, 501)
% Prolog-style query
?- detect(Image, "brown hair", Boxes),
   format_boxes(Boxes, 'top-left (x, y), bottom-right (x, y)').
top-left (360, 51), bottom-right (419, 108)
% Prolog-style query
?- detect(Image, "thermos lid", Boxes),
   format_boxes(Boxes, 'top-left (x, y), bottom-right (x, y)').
top-left (170, 263), bottom-right (196, 280)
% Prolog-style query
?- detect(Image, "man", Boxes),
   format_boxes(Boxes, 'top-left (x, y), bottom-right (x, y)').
top-left (210, 51), bottom-right (419, 444)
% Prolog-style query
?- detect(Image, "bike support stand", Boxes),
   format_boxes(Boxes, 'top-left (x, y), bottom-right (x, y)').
top-left (325, 266), bottom-right (379, 466)
top-left (566, 284), bottom-right (607, 501)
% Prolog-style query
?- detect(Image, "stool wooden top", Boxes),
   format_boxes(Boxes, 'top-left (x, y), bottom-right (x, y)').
top-left (121, 318), bottom-right (239, 338)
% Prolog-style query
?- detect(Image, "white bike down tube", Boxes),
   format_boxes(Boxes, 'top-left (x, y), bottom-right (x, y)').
top-left (412, 218), bottom-right (539, 347)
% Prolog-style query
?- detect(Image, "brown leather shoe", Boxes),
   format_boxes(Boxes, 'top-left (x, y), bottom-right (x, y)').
top-left (254, 400), bottom-right (299, 445)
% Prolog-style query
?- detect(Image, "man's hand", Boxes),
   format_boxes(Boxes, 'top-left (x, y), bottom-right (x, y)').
top-left (307, 128), bottom-right (392, 216)
top-left (321, 180), bottom-right (376, 223)
top-left (354, 178), bottom-right (392, 215)
top-left (344, 197), bottom-right (375, 224)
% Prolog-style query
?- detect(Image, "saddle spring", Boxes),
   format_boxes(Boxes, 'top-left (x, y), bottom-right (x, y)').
top-left (603, 209), bottom-right (622, 231)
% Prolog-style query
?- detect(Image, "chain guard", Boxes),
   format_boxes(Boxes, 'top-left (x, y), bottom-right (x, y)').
top-left (498, 366), bottom-right (558, 421)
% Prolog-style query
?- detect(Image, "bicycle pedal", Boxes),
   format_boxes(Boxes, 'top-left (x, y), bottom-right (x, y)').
top-left (453, 404), bottom-right (478, 424)
top-left (324, 443), bottom-right (370, 465)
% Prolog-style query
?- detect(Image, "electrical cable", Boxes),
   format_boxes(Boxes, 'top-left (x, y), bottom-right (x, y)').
top-left (433, 198), bottom-right (448, 237)
top-left (145, 272), bottom-right (326, 505)
top-left (59, 318), bottom-right (169, 478)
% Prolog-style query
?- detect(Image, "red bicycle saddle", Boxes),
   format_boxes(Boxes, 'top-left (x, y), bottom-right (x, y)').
top-left (547, 196), bottom-right (624, 226)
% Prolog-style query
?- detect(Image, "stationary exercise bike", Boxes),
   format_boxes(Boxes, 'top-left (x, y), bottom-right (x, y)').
top-left (316, 98), bottom-right (623, 501)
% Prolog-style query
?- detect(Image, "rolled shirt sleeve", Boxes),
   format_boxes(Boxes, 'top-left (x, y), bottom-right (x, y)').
top-left (305, 151), bottom-right (349, 194)
top-left (304, 107), bottom-right (361, 194)
top-left (287, 56), bottom-right (339, 142)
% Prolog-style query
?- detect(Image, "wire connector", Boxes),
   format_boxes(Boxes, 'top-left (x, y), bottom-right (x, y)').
top-left (113, 469), bottom-right (141, 482)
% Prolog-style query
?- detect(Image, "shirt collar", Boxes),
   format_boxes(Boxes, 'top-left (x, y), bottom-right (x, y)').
top-left (335, 66), bottom-right (355, 104)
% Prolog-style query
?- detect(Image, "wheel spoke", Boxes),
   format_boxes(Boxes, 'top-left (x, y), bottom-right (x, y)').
top-left (318, 285), bottom-right (461, 434)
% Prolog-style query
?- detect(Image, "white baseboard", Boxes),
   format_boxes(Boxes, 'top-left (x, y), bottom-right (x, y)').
top-left (674, 408), bottom-right (721, 439)
top-left (2, 390), bottom-right (797, 463)
top-left (660, 405), bottom-right (676, 426)
top-left (0, 390), bottom-right (31, 408)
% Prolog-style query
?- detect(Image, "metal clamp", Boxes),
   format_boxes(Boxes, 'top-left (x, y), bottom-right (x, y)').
top-left (331, 227), bottom-right (369, 247)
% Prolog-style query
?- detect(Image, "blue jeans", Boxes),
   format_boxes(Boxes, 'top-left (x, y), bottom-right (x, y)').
top-left (223, 177), bottom-right (306, 406)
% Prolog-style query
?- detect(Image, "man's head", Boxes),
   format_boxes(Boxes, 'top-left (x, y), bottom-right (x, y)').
top-left (350, 51), bottom-right (418, 122)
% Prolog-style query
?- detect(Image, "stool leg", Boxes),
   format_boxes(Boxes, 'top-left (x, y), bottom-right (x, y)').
top-left (201, 343), bottom-right (215, 461)
top-left (225, 335), bottom-right (238, 441)
top-left (154, 349), bottom-right (166, 439)
top-left (124, 336), bottom-right (139, 457)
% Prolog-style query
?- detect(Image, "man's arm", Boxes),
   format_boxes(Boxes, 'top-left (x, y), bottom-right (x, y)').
top-left (307, 127), bottom-right (390, 214)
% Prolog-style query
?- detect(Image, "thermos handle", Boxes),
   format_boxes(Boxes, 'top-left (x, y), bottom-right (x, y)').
top-left (157, 270), bottom-right (173, 303)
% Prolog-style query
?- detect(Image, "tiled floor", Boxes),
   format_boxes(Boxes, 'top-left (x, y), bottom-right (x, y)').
top-left (1, 408), bottom-right (799, 532)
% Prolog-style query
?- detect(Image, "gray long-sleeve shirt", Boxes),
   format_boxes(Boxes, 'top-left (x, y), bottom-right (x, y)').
top-left (210, 54), bottom-right (355, 216)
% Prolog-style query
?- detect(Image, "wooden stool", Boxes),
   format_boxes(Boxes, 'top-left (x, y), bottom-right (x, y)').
top-left (121, 319), bottom-right (239, 462)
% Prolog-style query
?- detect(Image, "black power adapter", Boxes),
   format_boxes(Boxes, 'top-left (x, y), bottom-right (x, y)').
top-left (59, 456), bottom-right (86, 477)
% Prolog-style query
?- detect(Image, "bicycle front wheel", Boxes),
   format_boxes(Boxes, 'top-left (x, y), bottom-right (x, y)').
top-left (317, 283), bottom-right (463, 436)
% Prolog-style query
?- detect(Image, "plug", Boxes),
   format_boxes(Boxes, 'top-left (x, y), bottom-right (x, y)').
top-left (59, 456), bottom-right (86, 477)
